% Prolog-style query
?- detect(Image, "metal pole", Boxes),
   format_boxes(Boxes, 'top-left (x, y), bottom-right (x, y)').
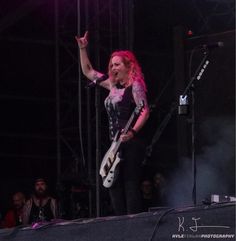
top-left (54, 0), bottom-right (61, 185)
top-left (77, 0), bottom-right (86, 174)
top-left (109, 0), bottom-right (113, 53)
top-left (124, 0), bottom-right (133, 50)
top-left (95, 0), bottom-right (101, 217)
top-left (182, 53), bottom-right (210, 206)
top-left (128, 0), bottom-right (134, 50)
top-left (118, 0), bottom-right (123, 48)
top-left (84, 0), bottom-right (93, 218)
top-left (191, 85), bottom-right (196, 205)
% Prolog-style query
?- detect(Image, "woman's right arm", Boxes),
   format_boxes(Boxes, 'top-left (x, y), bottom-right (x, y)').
top-left (75, 31), bottom-right (110, 89)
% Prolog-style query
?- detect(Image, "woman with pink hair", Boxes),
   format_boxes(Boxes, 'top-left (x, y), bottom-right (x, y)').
top-left (76, 32), bottom-right (149, 215)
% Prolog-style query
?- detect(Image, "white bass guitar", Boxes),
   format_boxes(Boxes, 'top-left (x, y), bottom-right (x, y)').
top-left (99, 101), bottom-right (144, 188)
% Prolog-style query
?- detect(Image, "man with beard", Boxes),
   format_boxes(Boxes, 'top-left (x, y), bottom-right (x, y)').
top-left (23, 178), bottom-right (58, 225)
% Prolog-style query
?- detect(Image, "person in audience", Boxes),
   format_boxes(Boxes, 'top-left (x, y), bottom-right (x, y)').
top-left (153, 172), bottom-right (167, 206)
top-left (140, 178), bottom-right (157, 211)
top-left (2, 192), bottom-right (25, 228)
top-left (23, 178), bottom-right (58, 224)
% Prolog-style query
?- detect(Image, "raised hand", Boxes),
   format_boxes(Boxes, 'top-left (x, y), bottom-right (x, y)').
top-left (75, 31), bottom-right (88, 49)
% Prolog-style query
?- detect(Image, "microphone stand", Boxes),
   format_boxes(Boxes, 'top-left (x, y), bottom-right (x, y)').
top-left (180, 49), bottom-right (210, 206)
top-left (144, 47), bottom-right (211, 206)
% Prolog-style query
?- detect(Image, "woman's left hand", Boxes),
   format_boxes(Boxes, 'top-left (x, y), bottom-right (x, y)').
top-left (120, 131), bottom-right (134, 143)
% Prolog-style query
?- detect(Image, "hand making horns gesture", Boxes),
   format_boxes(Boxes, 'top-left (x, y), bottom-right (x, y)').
top-left (75, 31), bottom-right (88, 49)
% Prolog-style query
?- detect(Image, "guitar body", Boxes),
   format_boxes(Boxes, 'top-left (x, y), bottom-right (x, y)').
top-left (99, 136), bottom-right (121, 188)
top-left (99, 100), bottom-right (144, 188)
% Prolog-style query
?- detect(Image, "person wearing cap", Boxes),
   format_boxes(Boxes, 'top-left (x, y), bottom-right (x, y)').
top-left (22, 178), bottom-right (58, 225)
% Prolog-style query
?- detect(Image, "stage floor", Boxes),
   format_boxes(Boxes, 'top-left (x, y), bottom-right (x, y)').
top-left (0, 202), bottom-right (235, 241)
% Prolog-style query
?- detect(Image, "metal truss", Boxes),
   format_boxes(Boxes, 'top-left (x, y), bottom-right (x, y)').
top-left (176, 0), bottom-right (235, 35)
top-left (54, 0), bottom-right (134, 217)
top-left (54, 0), bottom-right (134, 175)
top-left (0, 0), bottom-right (234, 217)
top-left (0, 0), bottom-right (133, 217)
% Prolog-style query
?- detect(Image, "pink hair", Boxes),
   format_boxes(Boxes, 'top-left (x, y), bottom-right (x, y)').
top-left (108, 50), bottom-right (147, 92)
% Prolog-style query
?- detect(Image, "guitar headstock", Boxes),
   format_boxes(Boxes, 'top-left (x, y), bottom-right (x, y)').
top-left (134, 100), bottom-right (145, 115)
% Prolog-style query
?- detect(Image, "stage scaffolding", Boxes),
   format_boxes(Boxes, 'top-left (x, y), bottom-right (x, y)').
top-left (54, 0), bottom-right (134, 217)
top-left (0, 0), bottom-right (234, 218)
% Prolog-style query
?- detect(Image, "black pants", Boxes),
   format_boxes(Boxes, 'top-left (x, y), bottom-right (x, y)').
top-left (109, 138), bottom-right (145, 215)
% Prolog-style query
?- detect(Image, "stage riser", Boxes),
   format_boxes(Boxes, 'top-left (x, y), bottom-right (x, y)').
top-left (0, 203), bottom-right (234, 241)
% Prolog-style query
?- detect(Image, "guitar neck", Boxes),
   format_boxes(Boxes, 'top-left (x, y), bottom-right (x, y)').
top-left (123, 112), bottom-right (136, 134)
top-left (113, 111), bottom-right (137, 153)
